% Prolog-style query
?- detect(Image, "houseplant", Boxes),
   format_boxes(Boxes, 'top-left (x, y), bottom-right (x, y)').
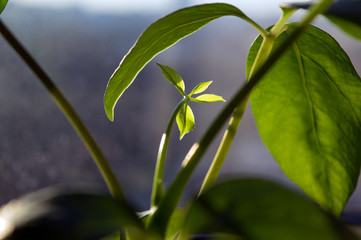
top-left (0, 0), bottom-right (361, 239)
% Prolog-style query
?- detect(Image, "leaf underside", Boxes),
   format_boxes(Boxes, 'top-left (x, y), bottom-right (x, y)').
top-left (183, 179), bottom-right (356, 240)
top-left (104, 3), bottom-right (247, 120)
top-left (248, 24), bottom-right (361, 216)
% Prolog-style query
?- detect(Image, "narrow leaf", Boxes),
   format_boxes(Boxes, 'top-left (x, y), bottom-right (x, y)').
top-left (176, 103), bottom-right (195, 139)
top-left (165, 208), bottom-right (186, 240)
top-left (191, 94), bottom-right (225, 103)
top-left (189, 81), bottom-right (213, 96)
top-left (249, 24), bottom-right (361, 216)
top-left (104, 3), bottom-right (248, 120)
top-left (281, 0), bottom-right (361, 40)
top-left (0, 187), bottom-right (144, 240)
top-left (157, 63), bottom-right (186, 95)
top-left (182, 178), bottom-right (356, 240)
top-left (0, 0), bottom-right (7, 15)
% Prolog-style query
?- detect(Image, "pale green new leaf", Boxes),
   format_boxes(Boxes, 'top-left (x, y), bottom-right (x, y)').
top-left (249, 24), bottom-right (361, 216)
top-left (0, 0), bottom-right (8, 15)
top-left (157, 63), bottom-right (186, 96)
top-left (176, 103), bottom-right (195, 139)
top-left (182, 179), bottom-right (356, 240)
top-left (191, 94), bottom-right (225, 103)
top-left (104, 3), bottom-right (248, 120)
top-left (189, 81), bottom-right (213, 96)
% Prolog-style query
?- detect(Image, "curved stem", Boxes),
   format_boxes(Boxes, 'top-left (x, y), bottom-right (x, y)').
top-left (0, 19), bottom-right (125, 200)
top-left (151, 97), bottom-right (189, 208)
top-left (199, 8), bottom-right (296, 194)
top-left (147, 0), bottom-right (335, 236)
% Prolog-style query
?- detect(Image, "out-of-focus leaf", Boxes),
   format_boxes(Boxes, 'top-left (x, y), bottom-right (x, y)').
top-left (104, 3), bottom-right (248, 121)
top-left (181, 178), bottom-right (357, 240)
top-left (157, 64), bottom-right (186, 96)
top-left (281, 0), bottom-right (361, 40)
top-left (189, 81), bottom-right (213, 96)
top-left (176, 103), bottom-right (195, 139)
top-left (248, 24), bottom-right (361, 216)
top-left (165, 208), bottom-right (186, 240)
top-left (191, 94), bottom-right (225, 103)
top-left (0, 187), bottom-right (144, 240)
top-left (0, 0), bottom-right (8, 15)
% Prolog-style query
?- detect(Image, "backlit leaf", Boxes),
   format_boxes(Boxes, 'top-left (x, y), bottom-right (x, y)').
top-left (176, 103), bottom-right (195, 139)
top-left (104, 3), bottom-right (248, 120)
top-left (191, 94), bottom-right (225, 103)
top-left (182, 178), bottom-right (356, 240)
top-left (157, 63), bottom-right (186, 96)
top-left (248, 24), bottom-right (361, 216)
top-left (189, 81), bottom-right (213, 96)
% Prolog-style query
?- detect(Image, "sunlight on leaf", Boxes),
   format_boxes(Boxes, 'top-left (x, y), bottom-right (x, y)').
top-left (0, 0), bottom-right (7, 15)
top-left (189, 81), bottom-right (213, 96)
top-left (191, 94), bottom-right (225, 103)
top-left (249, 24), bottom-right (361, 216)
top-left (157, 63), bottom-right (186, 96)
top-left (104, 3), bottom-right (248, 121)
top-left (181, 178), bottom-right (356, 240)
top-left (176, 103), bottom-right (195, 139)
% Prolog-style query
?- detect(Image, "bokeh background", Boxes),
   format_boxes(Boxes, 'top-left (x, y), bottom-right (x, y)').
top-left (0, 0), bottom-right (361, 212)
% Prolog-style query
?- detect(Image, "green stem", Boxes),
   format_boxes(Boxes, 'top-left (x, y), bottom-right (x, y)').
top-left (0, 19), bottom-right (125, 200)
top-left (151, 97), bottom-right (189, 208)
top-left (198, 8), bottom-right (296, 195)
top-left (147, 0), bottom-right (334, 236)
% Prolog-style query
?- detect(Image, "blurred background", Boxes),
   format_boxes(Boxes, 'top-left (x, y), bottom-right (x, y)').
top-left (0, 0), bottom-right (360, 212)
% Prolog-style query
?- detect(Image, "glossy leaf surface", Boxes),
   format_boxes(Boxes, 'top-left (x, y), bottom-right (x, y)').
top-left (0, 0), bottom-right (7, 15)
top-left (182, 178), bottom-right (356, 240)
top-left (176, 103), bottom-right (195, 139)
top-left (282, 0), bottom-right (361, 40)
top-left (104, 3), bottom-right (247, 120)
top-left (249, 24), bottom-right (361, 216)
top-left (0, 188), bottom-right (143, 240)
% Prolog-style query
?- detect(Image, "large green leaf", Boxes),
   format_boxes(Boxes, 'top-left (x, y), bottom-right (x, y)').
top-left (104, 3), bottom-right (248, 121)
top-left (248, 24), bottom-right (361, 216)
top-left (0, 0), bottom-right (7, 15)
top-left (0, 187), bottom-right (144, 240)
top-left (182, 178), bottom-right (356, 240)
top-left (282, 0), bottom-right (361, 40)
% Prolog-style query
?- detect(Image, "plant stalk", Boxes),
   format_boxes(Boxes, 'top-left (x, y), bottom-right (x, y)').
top-left (0, 19), bottom-right (125, 200)
top-left (151, 97), bottom-right (189, 208)
top-left (198, 8), bottom-right (297, 195)
top-left (147, 0), bottom-right (335, 236)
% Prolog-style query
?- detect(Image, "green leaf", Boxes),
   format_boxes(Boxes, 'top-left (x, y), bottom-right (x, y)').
top-left (191, 94), bottom-right (225, 103)
top-left (182, 178), bottom-right (356, 240)
top-left (0, 0), bottom-right (8, 15)
top-left (0, 187), bottom-right (144, 240)
top-left (104, 3), bottom-right (248, 121)
top-left (165, 208), bottom-right (186, 240)
top-left (157, 63), bottom-right (186, 96)
top-left (248, 24), bottom-right (361, 216)
top-left (189, 81), bottom-right (213, 96)
top-left (176, 103), bottom-right (195, 139)
top-left (281, 1), bottom-right (361, 40)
